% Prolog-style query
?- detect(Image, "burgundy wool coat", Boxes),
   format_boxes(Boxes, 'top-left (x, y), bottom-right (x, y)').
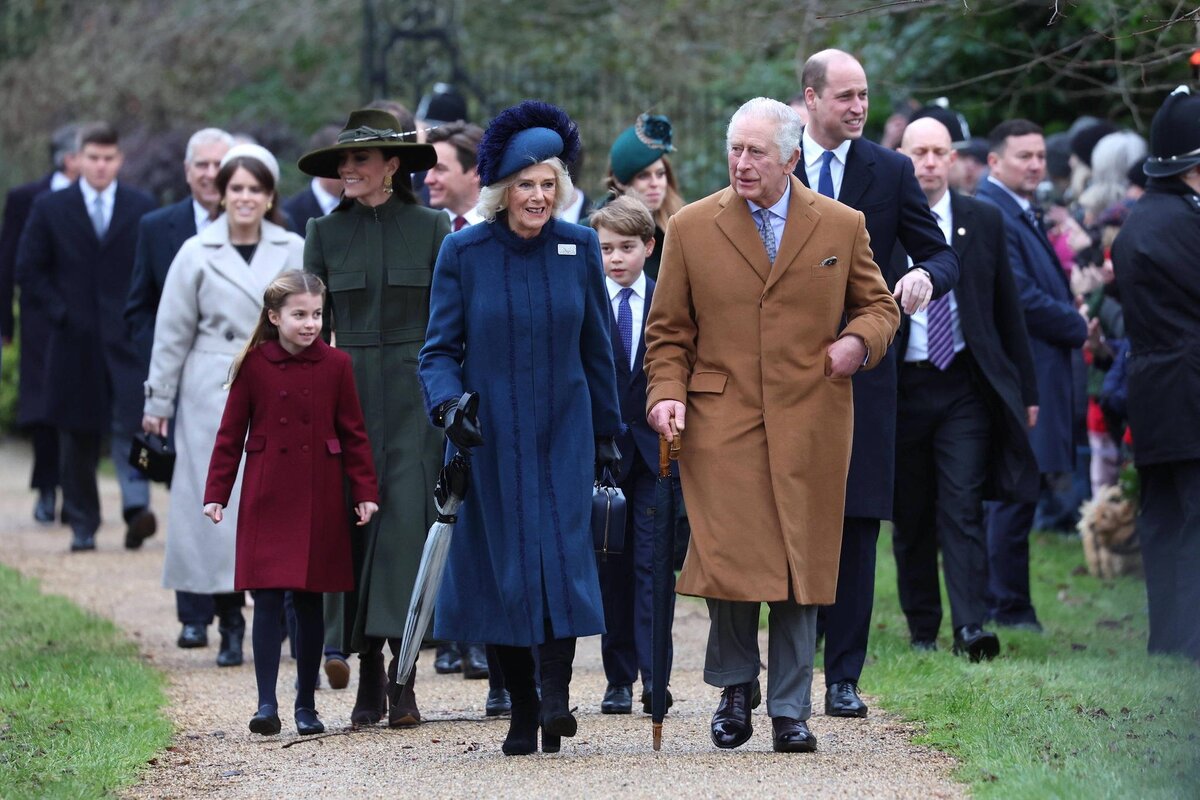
top-left (205, 338), bottom-right (378, 592)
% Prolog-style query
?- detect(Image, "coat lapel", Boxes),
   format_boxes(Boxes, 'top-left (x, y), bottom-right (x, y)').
top-left (202, 217), bottom-right (274, 304)
top-left (838, 139), bottom-right (874, 209)
top-left (714, 187), bottom-right (771, 284)
top-left (247, 220), bottom-right (293, 293)
top-left (764, 177), bottom-right (819, 293)
top-left (950, 191), bottom-right (975, 263)
top-left (65, 184), bottom-right (100, 247)
top-left (104, 186), bottom-right (137, 247)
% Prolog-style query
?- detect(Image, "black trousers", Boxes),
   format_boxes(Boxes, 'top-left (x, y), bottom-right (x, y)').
top-left (29, 423), bottom-right (59, 492)
top-left (892, 356), bottom-right (992, 640)
top-left (1139, 459), bottom-right (1200, 662)
top-left (819, 515), bottom-right (879, 685)
top-left (176, 590), bottom-right (245, 627)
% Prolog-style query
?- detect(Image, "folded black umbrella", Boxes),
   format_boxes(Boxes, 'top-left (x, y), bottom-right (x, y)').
top-left (651, 426), bottom-right (682, 750)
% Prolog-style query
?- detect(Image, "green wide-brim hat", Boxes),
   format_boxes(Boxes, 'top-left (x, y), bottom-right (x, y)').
top-left (297, 109), bottom-right (437, 178)
top-left (609, 113), bottom-right (676, 184)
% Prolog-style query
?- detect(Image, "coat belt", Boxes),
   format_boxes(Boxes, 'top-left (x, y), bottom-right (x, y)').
top-left (334, 326), bottom-right (426, 347)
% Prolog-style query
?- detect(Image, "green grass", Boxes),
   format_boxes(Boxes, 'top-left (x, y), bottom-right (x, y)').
top-left (0, 565), bottom-right (172, 799)
top-left (855, 529), bottom-right (1200, 799)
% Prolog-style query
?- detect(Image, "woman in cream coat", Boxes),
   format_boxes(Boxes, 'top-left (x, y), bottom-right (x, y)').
top-left (143, 144), bottom-right (304, 667)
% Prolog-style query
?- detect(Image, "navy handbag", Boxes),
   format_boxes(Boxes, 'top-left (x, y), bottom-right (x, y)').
top-left (592, 467), bottom-right (626, 561)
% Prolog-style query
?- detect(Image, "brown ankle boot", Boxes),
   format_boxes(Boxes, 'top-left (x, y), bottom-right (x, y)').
top-left (350, 649), bottom-right (387, 726)
top-left (387, 652), bottom-right (421, 727)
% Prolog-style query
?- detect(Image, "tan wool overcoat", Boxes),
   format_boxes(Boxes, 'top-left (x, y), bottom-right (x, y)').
top-left (644, 176), bottom-right (900, 605)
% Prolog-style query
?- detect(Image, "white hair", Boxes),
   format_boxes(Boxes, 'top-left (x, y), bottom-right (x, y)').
top-left (1079, 131), bottom-right (1147, 219)
top-left (185, 127), bottom-right (234, 164)
top-left (476, 157), bottom-right (576, 223)
top-left (726, 97), bottom-right (802, 165)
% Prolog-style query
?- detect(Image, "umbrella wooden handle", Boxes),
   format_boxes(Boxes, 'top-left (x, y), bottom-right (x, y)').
top-left (653, 721), bottom-right (662, 751)
top-left (657, 428), bottom-right (681, 478)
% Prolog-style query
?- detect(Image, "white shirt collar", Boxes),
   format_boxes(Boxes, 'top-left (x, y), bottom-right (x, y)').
top-left (192, 199), bottom-right (214, 233)
top-left (311, 178), bottom-right (341, 215)
top-left (929, 190), bottom-right (952, 226)
top-left (50, 171), bottom-right (73, 191)
top-left (606, 270), bottom-right (647, 301)
top-left (443, 206), bottom-right (484, 227)
top-left (986, 175), bottom-right (1031, 212)
top-left (802, 127), bottom-right (852, 169)
top-left (79, 179), bottom-right (117, 208)
top-left (747, 179), bottom-right (791, 219)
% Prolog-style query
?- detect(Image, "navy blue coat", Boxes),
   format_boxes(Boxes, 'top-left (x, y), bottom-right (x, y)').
top-left (797, 136), bottom-right (960, 519)
top-left (1, 174), bottom-right (53, 424)
top-left (610, 277), bottom-right (659, 481)
top-left (976, 178), bottom-right (1087, 473)
top-left (283, 188), bottom-right (325, 236)
top-left (16, 182), bottom-right (156, 432)
top-left (125, 197), bottom-right (195, 364)
top-left (419, 217), bottom-right (623, 646)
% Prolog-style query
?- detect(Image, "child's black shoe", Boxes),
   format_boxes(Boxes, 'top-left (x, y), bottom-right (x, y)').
top-left (295, 707), bottom-right (324, 736)
top-left (249, 704), bottom-right (281, 735)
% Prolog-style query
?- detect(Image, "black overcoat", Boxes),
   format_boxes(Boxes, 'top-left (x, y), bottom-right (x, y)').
top-left (124, 197), bottom-right (196, 363)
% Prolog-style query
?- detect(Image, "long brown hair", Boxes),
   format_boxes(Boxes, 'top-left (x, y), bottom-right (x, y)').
top-left (225, 270), bottom-right (326, 387)
top-left (603, 154), bottom-right (684, 231)
top-left (212, 156), bottom-right (287, 228)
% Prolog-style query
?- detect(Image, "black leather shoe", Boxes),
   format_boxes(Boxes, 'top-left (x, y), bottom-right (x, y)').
top-left (123, 507), bottom-right (157, 550)
top-left (772, 716), bottom-right (817, 752)
top-left (216, 619), bottom-right (245, 667)
top-left (461, 644), bottom-right (489, 679)
top-left (953, 624), bottom-right (1000, 662)
top-left (710, 682), bottom-right (754, 749)
top-left (69, 532), bottom-right (96, 552)
top-left (601, 683), bottom-right (633, 714)
top-left (825, 681), bottom-right (868, 718)
top-left (911, 638), bottom-right (938, 652)
top-left (640, 687), bottom-right (674, 715)
top-left (249, 704), bottom-right (281, 735)
top-left (177, 624), bottom-right (208, 648)
top-left (434, 642), bottom-right (462, 674)
top-left (33, 490), bottom-right (55, 524)
top-left (486, 687), bottom-right (512, 716)
top-left (295, 707), bottom-right (325, 735)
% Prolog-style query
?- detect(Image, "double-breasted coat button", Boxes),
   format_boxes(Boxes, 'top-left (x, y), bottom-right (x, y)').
top-left (279, 364), bottom-right (286, 371)
top-left (280, 446), bottom-right (288, 453)
top-left (280, 390), bottom-right (288, 398)
top-left (302, 444), bottom-right (310, 453)
top-left (280, 417), bottom-right (288, 424)
top-left (225, 331), bottom-right (235, 341)
top-left (302, 363), bottom-right (310, 370)
top-left (302, 388), bottom-right (310, 396)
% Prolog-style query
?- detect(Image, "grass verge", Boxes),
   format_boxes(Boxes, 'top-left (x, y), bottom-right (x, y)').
top-left (858, 529), bottom-right (1200, 798)
top-left (0, 564), bottom-right (172, 799)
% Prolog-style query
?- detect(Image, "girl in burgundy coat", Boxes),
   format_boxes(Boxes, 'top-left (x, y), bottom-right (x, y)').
top-left (204, 270), bottom-right (378, 737)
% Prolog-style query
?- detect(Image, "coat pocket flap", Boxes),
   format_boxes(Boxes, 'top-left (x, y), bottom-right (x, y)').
top-left (327, 271), bottom-right (367, 292)
top-left (688, 371), bottom-right (728, 394)
top-left (244, 435), bottom-right (266, 452)
top-left (326, 438), bottom-right (343, 455)
top-left (387, 267), bottom-right (432, 287)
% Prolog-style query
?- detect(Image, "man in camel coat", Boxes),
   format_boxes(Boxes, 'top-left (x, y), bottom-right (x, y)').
top-left (644, 97), bottom-right (899, 753)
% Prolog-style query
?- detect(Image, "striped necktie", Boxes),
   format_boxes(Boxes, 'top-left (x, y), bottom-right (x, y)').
top-left (924, 210), bottom-right (955, 370)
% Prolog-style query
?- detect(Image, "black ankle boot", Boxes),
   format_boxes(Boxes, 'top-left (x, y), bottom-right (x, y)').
top-left (538, 635), bottom-right (578, 753)
top-left (386, 646), bottom-right (421, 728)
top-left (216, 617), bottom-right (245, 667)
top-left (495, 645), bottom-right (539, 756)
top-left (351, 647), bottom-right (387, 726)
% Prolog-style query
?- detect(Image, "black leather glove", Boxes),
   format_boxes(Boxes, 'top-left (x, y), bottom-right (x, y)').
top-left (595, 436), bottom-right (621, 483)
top-left (440, 392), bottom-right (483, 450)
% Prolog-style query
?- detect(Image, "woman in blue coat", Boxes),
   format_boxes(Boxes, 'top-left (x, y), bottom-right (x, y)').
top-left (419, 101), bottom-right (622, 756)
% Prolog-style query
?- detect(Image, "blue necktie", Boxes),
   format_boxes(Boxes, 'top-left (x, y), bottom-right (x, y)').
top-left (924, 211), bottom-right (955, 370)
top-left (818, 150), bottom-right (836, 199)
top-left (617, 287), bottom-right (634, 371)
top-left (755, 209), bottom-right (777, 264)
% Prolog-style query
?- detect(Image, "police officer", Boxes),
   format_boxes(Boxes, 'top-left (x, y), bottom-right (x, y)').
top-left (1111, 85), bottom-right (1200, 663)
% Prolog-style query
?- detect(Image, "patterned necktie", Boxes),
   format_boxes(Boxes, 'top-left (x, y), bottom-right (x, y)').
top-left (755, 208), bottom-right (777, 264)
top-left (453, 215), bottom-right (467, 232)
top-left (90, 194), bottom-right (108, 239)
top-left (817, 150), bottom-right (836, 199)
top-left (617, 287), bottom-right (634, 370)
top-left (924, 210), bottom-right (955, 370)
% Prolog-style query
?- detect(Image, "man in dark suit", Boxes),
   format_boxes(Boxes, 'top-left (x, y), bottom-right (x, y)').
top-left (976, 120), bottom-right (1088, 631)
top-left (284, 124), bottom-right (342, 234)
top-left (797, 48), bottom-right (960, 718)
top-left (125, 128), bottom-right (232, 360)
top-left (0, 123), bottom-right (79, 524)
top-left (124, 127), bottom-right (233, 644)
top-left (17, 122), bottom-right (157, 552)
top-left (890, 117), bottom-right (1041, 660)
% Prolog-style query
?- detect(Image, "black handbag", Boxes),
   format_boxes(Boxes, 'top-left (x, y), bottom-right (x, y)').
top-left (592, 467), bottom-right (626, 560)
top-left (128, 432), bottom-right (175, 484)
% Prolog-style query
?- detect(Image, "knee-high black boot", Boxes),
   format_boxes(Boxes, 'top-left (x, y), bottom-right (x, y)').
top-left (495, 645), bottom-right (539, 756)
top-left (538, 634), bottom-right (578, 753)
top-left (351, 637), bottom-right (387, 726)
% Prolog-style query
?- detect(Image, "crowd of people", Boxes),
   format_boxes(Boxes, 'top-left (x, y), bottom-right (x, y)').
top-left (0, 44), bottom-right (1196, 757)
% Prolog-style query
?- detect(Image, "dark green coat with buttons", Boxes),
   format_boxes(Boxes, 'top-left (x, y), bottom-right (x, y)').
top-left (304, 196), bottom-right (450, 651)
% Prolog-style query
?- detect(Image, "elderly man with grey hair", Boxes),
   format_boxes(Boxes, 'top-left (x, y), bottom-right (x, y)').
top-left (124, 127), bottom-right (236, 647)
top-left (644, 97), bottom-right (899, 752)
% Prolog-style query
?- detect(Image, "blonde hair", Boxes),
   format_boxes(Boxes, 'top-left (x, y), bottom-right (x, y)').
top-left (589, 194), bottom-right (655, 242)
top-left (602, 155), bottom-right (684, 231)
top-left (476, 157), bottom-right (575, 223)
top-left (226, 270), bottom-right (326, 387)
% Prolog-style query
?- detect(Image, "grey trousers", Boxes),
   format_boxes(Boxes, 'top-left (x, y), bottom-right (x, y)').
top-left (704, 598), bottom-right (817, 721)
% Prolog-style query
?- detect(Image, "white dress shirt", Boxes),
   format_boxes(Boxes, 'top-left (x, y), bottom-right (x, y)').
top-left (50, 171), bottom-right (73, 191)
top-left (193, 199), bottom-right (214, 235)
top-left (606, 271), bottom-right (647, 372)
top-left (802, 127), bottom-right (852, 200)
top-left (905, 191), bottom-right (965, 361)
top-left (443, 206), bottom-right (484, 228)
top-left (79, 179), bottom-right (117, 233)
top-left (311, 178), bottom-right (341, 215)
top-left (746, 180), bottom-right (791, 251)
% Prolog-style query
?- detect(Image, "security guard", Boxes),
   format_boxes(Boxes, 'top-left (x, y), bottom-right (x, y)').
top-left (1111, 85), bottom-right (1200, 663)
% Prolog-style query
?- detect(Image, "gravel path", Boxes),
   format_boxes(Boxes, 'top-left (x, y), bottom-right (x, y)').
top-left (0, 439), bottom-right (964, 799)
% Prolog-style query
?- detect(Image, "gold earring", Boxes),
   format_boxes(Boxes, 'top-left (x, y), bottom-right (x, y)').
top-left (266, 200), bottom-right (273, 211)
top-left (220, 198), bottom-right (226, 208)
top-left (383, 174), bottom-right (394, 195)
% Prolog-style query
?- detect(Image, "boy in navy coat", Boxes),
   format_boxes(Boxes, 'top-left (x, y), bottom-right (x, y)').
top-left (591, 195), bottom-right (673, 715)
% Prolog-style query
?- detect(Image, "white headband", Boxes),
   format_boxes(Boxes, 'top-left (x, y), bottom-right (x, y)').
top-left (220, 143), bottom-right (280, 183)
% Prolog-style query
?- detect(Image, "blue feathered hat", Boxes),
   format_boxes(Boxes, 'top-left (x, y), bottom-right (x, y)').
top-left (477, 100), bottom-right (581, 187)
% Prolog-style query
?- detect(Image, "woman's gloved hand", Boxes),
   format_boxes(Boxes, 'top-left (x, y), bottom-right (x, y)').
top-left (595, 436), bottom-right (621, 482)
top-left (440, 394), bottom-right (483, 450)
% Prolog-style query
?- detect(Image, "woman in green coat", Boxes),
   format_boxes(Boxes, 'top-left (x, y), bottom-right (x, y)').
top-left (299, 109), bottom-right (450, 728)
